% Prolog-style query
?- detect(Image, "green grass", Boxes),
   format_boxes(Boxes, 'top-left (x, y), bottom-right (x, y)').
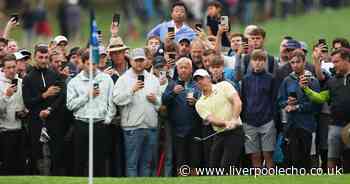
top-left (0, 175), bottom-right (349, 184)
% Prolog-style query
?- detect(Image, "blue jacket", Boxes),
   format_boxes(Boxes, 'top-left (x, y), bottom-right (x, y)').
top-left (277, 71), bottom-right (321, 132)
top-left (147, 21), bottom-right (197, 42)
top-left (162, 79), bottom-right (202, 137)
top-left (241, 71), bottom-right (275, 127)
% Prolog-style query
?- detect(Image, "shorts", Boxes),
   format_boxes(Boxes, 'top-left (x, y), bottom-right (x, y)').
top-left (328, 125), bottom-right (350, 159)
top-left (243, 120), bottom-right (276, 154)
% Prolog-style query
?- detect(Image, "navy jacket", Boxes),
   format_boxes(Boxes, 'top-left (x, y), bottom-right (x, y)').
top-left (277, 71), bottom-right (320, 132)
top-left (241, 71), bottom-right (275, 127)
top-left (162, 79), bottom-right (202, 137)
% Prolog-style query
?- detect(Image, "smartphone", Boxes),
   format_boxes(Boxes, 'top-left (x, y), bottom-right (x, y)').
top-left (11, 79), bottom-right (18, 86)
top-left (54, 80), bottom-right (64, 87)
top-left (93, 83), bottom-right (99, 90)
top-left (138, 75), bottom-right (145, 82)
top-left (242, 37), bottom-right (248, 44)
top-left (169, 53), bottom-right (176, 60)
top-left (177, 80), bottom-right (185, 87)
top-left (112, 13), bottom-right (120, 25)
top-left (220, 16), bottom-right (229, 27)
top-left (195, 23), bottom-right (202, 31)
top-left (168, 27), bottom-right (175, 33)
top-left (10, 14), bottom-right (19, 23)
top-left (288, 92), bottom-right (298, 99)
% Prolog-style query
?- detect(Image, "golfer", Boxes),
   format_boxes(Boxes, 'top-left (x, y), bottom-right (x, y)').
top-left (194, 69), bottom-right (245, 170)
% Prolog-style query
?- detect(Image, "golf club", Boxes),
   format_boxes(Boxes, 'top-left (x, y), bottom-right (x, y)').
top-left (193, 128), bottom-right (253, 142)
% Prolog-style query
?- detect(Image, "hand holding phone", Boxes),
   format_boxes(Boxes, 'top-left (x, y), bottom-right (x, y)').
top-left (167, 27), bottom-right (175, 40)
top-left (10, 14), bottom-right (19, 23)
top-left (195, 23), bottom-right (202, 32)
top-left (220, 16), bottom-right (229, 27)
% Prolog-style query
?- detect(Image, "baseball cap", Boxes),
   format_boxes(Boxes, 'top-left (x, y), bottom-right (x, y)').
top-left (18, 49), bottom-right (31, 58)
top-left (54, 35), bottom-right (68, 45)
top-left (130, 48), bottom-right (146, 61)
top-left (193, 69), bottom-right (210, 81)
top-left (177, 36), bottom-right (191, 44)
top-left (285, 39), bottom-right (301, 49)
top-left (14, 52), bottom-right (26, 60)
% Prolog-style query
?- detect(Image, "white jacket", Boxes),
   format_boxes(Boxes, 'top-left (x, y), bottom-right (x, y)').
top-left (113, 69), bottom-right (161, 130)
top-left (0, 73), bottom-right (25, 130)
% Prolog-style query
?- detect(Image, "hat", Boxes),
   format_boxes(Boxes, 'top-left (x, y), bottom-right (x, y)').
top-left (18, 49), bottom-right (31, 58)
top-left (108, 37), bottom-right (129, 52)
top-left (54, 35), bottom-right (68, 44)
top-left (177, 36), bottom-right (191, 44)
top-left (193, 69), bottom-right (210, 80)
top-left (99, 46), bottom-right (107, 55)
top-left (153, 56), bottom-right (165, 68)
top-left (341, 123), bottom-right (350, 146)
top-left (130, 48), bottom-right (146, 61)
top-left (299, 41), bottom-right (308, 53)
top-left (285, 39), bottom-right (301, 49)
top-left (14, 52), bottom-right (26, 60)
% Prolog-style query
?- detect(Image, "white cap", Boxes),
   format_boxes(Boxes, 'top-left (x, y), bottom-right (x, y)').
top-left (193, 69), bottom-right (210, 79)
top-left (54, 35), bottom-right (68, 44)
top-left (14, 52), bottom-right (26, 60)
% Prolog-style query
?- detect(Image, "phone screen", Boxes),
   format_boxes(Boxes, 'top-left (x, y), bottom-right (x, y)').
top-left (113, 13), bottom-right (120, 24)
top-left (138, 75), bottom-right (145, 82)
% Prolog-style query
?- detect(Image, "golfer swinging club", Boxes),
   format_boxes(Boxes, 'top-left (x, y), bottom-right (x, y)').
top-left (194, 69), bottom-right (245, 170)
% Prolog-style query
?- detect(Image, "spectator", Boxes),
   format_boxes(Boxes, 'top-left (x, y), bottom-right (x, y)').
top-left (53, 35), bottom-right (69, 58)
top-left (162, 57), bottom-right (202, 176)
top-left (195, 69), bottom-right (245, 170)
top-left (67, 47), bottom-right (82, 77)
top-left (207, 54), bottom-right (236, 87)
top-left (106, 37), bottom-right (130, 83)
top-left (113, 48), bottom-right (161, 177)
top-left (14, 50), bottom-right (31, 79)
top-left (206, 1), bottom-right (231, 48)
top-left (277, 49), bottom-right (320, 170)
top-left (0, 54), bottom-right (28, 175)
top-left (7, 39), bottom-right (18, 54)
top-left (22, 44), bottom-right (65, 175)
top-left (0, 38), bottom-right (9, 67)
top-left (300, 48), bottom-right (350, 172)
top-left (277, 36), bottom-right (294, 67)
top-left (66, 50), bottom-right (116, 176)
top-left (147, 1), bottom-right (197, 42)
top-left (235, 26), bottom-right (277, 81)
top-left (227, 33), bottom-right (244, 57)
top-left (105, 37), bottom-right (130, 177)
top-left (190, 39), bottom-right (205, 71)
top-left (241, 49), bottom-right (276, 169)
top-left (332, 38), bottom-right (350, 50)
top-left (146, 36), bottom-right (162, 57)
top-left (177, 36), bottom-right (192, 58)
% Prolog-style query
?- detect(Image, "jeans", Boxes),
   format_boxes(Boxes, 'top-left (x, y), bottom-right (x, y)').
top-left (123, 128), bottom-right (158, 177)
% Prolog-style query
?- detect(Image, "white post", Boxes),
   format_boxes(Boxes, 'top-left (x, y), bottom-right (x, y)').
top-left (88, 51), bottom-right (94, 184)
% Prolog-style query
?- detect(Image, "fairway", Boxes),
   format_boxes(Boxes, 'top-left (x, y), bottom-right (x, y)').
top-left (0, 175), bottom-right (349, 184)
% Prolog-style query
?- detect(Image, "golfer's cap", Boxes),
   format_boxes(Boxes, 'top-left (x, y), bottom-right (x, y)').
top-left (193, 69), bottom-right (210, 80)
